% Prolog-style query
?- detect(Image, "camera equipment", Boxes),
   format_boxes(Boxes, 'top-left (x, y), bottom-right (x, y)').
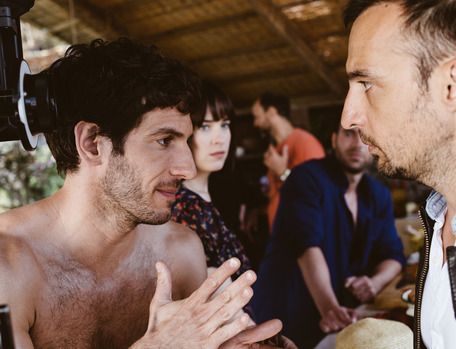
top-left (0, 0), bottom-right (58, 150)
top-left (0, 305), bottom-right (14, 349)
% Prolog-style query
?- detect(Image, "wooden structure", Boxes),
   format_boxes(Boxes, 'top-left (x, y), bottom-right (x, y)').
top-left (22, 0), bottom-right (348, 110)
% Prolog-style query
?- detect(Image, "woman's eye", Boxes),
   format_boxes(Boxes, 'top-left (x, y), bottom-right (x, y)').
top-left (222, 121), bottom-right (231, 129)
top-left (200, 124), bottom-right (210, 131)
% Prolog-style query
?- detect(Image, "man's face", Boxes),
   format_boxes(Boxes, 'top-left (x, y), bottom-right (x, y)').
top-left (251, 100), bottom-right (270, 130)
top-left (332, 127), bottom-right (371, 174)
top-left (101, 108), bottom-right (196, 225)
top-left (341, 3), bottom-right (453, 183)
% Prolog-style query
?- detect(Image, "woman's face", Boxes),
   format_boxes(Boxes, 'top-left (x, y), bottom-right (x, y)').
top-left (191, 109), bottom-right (231, 174)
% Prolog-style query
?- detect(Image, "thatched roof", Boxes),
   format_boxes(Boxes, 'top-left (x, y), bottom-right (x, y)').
top-left (22, 0), bottom-right (348, 109)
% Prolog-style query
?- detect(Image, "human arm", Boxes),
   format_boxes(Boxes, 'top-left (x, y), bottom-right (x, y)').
top-left (345, 187), bottom-right (405, 303)
top-left (297, 247), bottom-right (356, 333)
top-left (345, 259), bottom-right (402, 303)
top-left (0, 235), bottom-right (39, 349)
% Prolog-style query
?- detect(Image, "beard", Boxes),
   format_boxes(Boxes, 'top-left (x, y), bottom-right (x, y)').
top-left (359, 130), bottom-right (421, 180)
top-left (358, 95), bottom-right (453, 185)
top-left (98, 153), bottom-right (178, 229)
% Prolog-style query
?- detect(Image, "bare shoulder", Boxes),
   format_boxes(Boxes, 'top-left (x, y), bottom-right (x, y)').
top-left (138, 222), bottom-right (207, 297)
top-left (0, 232), bottom-right (42, 332)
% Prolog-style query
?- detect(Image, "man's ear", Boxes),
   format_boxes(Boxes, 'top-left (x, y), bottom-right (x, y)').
top-left (445, 60), bottom-right (456, 109)
top-left (266, 106), bottom-right (278, 118)
top-left (74, 121), bottom-right (110, 167)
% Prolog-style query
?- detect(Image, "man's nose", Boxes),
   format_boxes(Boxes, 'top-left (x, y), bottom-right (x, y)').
top-left (170, 146), bottom-right (197, 180)
top-left (341, 89), bottom-right (365, 130)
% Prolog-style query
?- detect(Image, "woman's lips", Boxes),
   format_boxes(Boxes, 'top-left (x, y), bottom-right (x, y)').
top-left (210, 151), bottom-right (226, 158)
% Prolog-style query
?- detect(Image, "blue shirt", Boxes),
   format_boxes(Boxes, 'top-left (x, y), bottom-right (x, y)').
top-left (251, 156), bottom-right (405, 348)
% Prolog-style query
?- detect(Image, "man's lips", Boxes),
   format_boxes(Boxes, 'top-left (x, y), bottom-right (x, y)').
top-left (156, 188), bottom-right (178, 197)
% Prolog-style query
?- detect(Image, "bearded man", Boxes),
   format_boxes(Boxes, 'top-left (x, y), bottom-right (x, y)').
top-left (251, 121), bottom-right (405, 348)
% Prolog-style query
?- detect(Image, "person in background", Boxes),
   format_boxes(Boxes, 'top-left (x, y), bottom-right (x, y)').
top-left (251, 92), bottom-right (325, 231)
top-left (172, 81), bottom-right (251, 280)
top-left (342, 1), bottom-right (456, 348)
top-left (252, 119), bottom-right (405, 348)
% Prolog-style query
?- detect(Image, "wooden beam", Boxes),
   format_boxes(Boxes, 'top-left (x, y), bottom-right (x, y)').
top-left (47, 0), bottom-right (125, 40)
top-left (249, 0), bottom-right (344, 96)
top-left (147, 11), bottom-right (257, 42)
top-left (235, 93), bottom-right (343, 115)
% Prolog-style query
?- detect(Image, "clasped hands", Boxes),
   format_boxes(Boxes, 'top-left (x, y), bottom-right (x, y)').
top-left (131, 258), bottom-right (296, 349)
top-left (320, 275), bottom-right (379, 334)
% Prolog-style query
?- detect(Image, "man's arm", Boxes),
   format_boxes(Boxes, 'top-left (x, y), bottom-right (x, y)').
top-left (0, 235), bottom-right (39, 349)
top-left (297, 247), bottom-right (356, 333)
top-left (345, 259), bottom-right (402, 303)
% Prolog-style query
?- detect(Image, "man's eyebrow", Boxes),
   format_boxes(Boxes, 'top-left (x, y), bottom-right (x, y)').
top-left (347, 69), bottom-right (373, 80)
top-left (149, 127), bottom-right (185, 137)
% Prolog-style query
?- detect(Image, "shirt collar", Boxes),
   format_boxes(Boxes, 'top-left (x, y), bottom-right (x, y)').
top-left (426, 190), bottom-right (456, 233)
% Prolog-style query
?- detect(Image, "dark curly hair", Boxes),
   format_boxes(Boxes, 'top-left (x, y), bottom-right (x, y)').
top-left (44, 38), bottom-right (204, 174)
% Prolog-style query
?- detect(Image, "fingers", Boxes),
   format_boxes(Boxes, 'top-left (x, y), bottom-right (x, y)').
top-left (351, 276), bottom-right (367, 290)
top-left (282, 145), bottom-right (289, 160)
top-left (189, 258), bottom-right (241, 303)
top-left (148, 261), bottom-right (173, 331)
top-left (213, 313), bottom-right (252, 348)
top-left (206, 271), bottom-right (256, 331)
top-left (226, 319), bottom-right (283, 345)
top-left (335, 307), bottom-right (353, 325)
top-left (345, 276), bottom-right (356, 288)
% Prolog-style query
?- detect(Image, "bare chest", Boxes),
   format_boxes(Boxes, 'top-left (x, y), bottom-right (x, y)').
top-left (30, 262), bottom-right (156, 349)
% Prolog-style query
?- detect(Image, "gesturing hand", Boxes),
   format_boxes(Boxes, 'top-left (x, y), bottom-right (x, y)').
top-left (345, 275), bottom-right (378, 303)
top-left (131, 258), bottom-right (256, 349)
top-left (263, 145), bottom-right (289, 177)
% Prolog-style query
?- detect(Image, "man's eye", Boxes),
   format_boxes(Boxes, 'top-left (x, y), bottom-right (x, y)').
top-left (157, 137), bottom-right (173, 146)
top-left (360, 81), bottom-right (373, 91)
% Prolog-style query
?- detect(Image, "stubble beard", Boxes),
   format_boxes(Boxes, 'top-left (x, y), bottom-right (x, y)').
top-left (361, 96), bottom-right (452, 186)
top-left (98, 154), bottom-right (172, 231)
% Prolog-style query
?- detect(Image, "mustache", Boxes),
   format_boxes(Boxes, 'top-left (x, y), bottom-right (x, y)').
top-left (359, 131), bottom-right (380, 149)
top-left (156, 179), bottom-right (183, 190)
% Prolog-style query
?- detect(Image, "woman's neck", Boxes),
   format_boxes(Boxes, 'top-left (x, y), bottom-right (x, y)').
top-left (183, 171), bottom-right (211, 202)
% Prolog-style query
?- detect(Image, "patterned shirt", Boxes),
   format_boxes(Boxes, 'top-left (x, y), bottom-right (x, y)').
top-left (171, 186), bottom-right (251, 279)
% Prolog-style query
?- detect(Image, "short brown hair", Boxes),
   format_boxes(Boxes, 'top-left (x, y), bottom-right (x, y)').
top-left (344, 0), bottom-right (456, 89)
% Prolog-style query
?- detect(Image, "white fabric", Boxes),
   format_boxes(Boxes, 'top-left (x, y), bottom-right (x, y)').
top-left (421, 209), bottom-right (456, 349)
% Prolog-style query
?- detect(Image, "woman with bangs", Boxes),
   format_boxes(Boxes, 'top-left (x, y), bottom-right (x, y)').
top-left (171, 81), bottom-right (251, 280)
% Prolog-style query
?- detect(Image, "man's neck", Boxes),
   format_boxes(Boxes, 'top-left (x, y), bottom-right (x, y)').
top-left (344, 171), bottom-right (364, 193)
top-left (46, 177), bottom-right (139, 272)
top-left (270, 117), bottom-right (294, 145)
top-left (183, 171), bottom-right (211, 202)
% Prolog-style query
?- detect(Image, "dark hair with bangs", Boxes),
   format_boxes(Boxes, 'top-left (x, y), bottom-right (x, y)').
top-left (44, 38), bottom-right (204, 175)
top-left (191, 80), bottom-right (235, 127)
top-left (344, 0), bottom-right (456, 89)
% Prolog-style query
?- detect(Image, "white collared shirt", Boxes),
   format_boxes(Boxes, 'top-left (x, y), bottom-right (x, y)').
top-left (421, 195), bottom-right (456, 349)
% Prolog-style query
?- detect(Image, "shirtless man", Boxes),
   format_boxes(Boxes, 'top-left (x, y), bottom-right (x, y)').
top-left (0, 38), bottom-right (284, 349)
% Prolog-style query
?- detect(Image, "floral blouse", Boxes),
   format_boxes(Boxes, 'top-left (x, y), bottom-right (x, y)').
top-left (171, 186), bottom-right (251, 280)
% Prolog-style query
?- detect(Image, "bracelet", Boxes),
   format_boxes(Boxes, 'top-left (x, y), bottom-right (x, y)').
top-left (279, 168), bottom-right (291, 182)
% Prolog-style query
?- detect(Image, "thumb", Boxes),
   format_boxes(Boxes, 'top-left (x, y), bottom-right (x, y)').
top-left (345, 276), bottom-right (356, 288)
top-left (148, 261), bottom-right (173, 331)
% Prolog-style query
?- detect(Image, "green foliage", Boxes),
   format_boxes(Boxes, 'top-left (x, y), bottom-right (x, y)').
top-left (0, 140), bottom-right (63, 211)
